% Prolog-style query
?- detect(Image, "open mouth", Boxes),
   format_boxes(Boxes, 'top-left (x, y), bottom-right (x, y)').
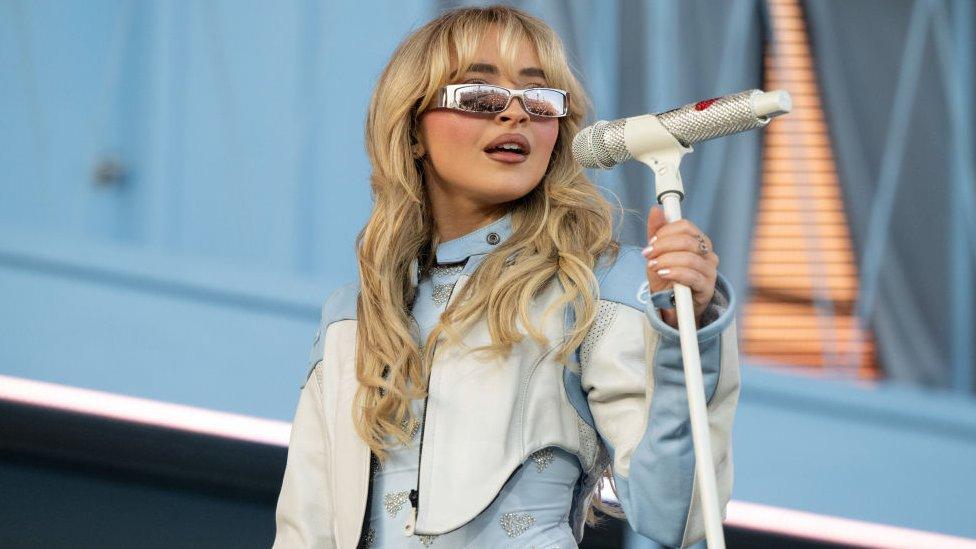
top-left (484, 142), bottom-right (529, 163)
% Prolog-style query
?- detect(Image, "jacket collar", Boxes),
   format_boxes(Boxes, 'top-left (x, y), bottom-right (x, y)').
top-left (434, 211), bottom-right (513, 264)
top-left (408, 210), bottom-right (514, 289)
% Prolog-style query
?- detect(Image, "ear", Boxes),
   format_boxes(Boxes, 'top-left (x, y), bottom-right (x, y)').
top-left (411, 124), bottom-right (429, 158)
top-left (411, 141), bottom-right (426, 159)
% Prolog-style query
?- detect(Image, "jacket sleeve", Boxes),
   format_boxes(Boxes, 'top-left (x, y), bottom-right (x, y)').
top-left (580, 253), bottom-right (740, 548)
top-left (272, 323), bottom-right (336, 548)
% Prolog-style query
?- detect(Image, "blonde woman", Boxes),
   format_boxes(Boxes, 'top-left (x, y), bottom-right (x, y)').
top-left (274, 5), bottom-right (739, 549)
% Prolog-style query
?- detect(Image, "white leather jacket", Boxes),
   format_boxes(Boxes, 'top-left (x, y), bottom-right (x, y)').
top-left (273, 239), bottom-right (740, 549)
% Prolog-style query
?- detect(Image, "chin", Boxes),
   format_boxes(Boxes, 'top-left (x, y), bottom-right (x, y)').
top-left (478, 177), bottom-right (541, 202)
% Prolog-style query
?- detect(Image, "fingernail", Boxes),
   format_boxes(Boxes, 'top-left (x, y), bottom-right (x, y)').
top-left (657, 268), bottom-right (671, 276)
top-left (641, 245), bottom-right (653, 256)
top-left (648, 259), bottom-right (658, 267)
top-left (651, 235), bottom-right (658, 244)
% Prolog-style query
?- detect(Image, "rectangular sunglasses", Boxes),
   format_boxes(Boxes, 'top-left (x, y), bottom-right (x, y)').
top-left (433, 84), bottom-right (570, 118)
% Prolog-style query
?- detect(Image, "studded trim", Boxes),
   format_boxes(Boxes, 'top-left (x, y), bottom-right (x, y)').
top-left (576, 415), bottom-right (598, 474)
top-left (383, 490), bottom-right (411, 518)
top-left (697, 288), bottom-right (729, 327)
top-left (313, 362), bottom-right (324, 394)
top-left (370, 453), bottom-right (382, 475)
top-left (580, 300), bottom-right (618, 368)
top-left (357, 526), bottom-right (375, 548)
top-left (529, 447), bottom-right (555, 472)
top-left (418, 534), bottom-right (438, 546)
top-left (499, 512), bottom-right (535, 538)
top-left (569, 439), bottom-right (613, 542)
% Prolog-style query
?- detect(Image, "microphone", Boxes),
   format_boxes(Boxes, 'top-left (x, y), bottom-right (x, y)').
top-left (572, 89), bottom-right (792, 169)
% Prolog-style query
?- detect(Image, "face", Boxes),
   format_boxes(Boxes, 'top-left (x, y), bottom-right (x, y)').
top-left (416, 29), bottom-right (560, 213)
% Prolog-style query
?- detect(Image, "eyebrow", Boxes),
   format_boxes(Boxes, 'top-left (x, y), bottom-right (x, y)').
top-left (464, 63), bottom-right (546, 80)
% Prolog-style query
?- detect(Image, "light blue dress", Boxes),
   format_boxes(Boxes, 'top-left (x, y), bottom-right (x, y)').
top-left (361, 214), bottom-right (581, 548)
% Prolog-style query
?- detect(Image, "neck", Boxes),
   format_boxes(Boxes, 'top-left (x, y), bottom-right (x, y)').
top-left (426, 181), bottom-right (508, 242)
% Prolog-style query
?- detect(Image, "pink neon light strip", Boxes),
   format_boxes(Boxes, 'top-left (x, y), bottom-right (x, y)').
top-left (594, 470), bottom-right (976, 546)
top-left (3, 374), bottom-right (974, 547)
top-left (724, 500), bottom-right (976, 548)
top-left (0, 373), bottom-right (291, 446)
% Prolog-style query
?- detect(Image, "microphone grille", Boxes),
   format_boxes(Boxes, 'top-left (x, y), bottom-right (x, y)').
top-left (657, 89), bottom-right (768, 146)
top-left (572, 119), bottom-right (631, 169)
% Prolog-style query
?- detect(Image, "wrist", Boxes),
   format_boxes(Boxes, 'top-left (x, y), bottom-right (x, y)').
top-left (659, 308), bottom-right (678, 328)
top-left (658, 308), bottom-right (702, 329)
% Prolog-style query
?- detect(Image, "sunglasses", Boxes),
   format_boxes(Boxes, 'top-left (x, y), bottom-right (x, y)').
top-left (432, 84), bottom-right (570, 118)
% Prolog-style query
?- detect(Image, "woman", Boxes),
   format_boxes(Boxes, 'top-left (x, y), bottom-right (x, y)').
top-left (274, 5), bottom-right (739, 549)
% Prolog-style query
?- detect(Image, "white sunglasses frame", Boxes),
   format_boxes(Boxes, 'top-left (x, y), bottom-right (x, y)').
top-left (432, 84), bottom-right (570, 118)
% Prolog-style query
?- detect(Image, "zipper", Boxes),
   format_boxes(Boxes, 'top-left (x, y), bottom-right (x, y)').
top-left (404, 311), bottom-right (431, 536)
top-left (358, 452), bottom-right (376, 547)
top-left (362, 313), bottom-right (422, 541)
top-left (404, 387), bottom-right (428, 536)
top-left (404, 272), bottom-right (465, 536)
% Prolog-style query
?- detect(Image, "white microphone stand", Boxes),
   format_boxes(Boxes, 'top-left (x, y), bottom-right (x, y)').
top-left (627, 114), bottom-right (726, 548)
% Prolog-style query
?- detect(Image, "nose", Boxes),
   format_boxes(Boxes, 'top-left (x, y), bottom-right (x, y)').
top-left (495, 95), bottom-right (530, 125)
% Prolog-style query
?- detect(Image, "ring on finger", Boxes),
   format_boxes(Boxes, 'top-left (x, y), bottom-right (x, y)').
top-left (696, 233), bottom-right (709, 256)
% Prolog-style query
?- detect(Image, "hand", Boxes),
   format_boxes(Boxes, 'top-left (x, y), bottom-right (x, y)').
top-left (642, 205), bottom-right (719, 328)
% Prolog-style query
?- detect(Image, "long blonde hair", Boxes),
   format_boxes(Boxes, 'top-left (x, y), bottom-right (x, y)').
top-left (355, 5), bottom-right (624, 525)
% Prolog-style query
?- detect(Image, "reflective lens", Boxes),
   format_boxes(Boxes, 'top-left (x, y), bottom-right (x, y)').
top-left (456, 86), bottom-right (510, 113)
top-left (452, 85), bottom-right (567, 117)
top-left (521, 89), bottom-right (565, 117)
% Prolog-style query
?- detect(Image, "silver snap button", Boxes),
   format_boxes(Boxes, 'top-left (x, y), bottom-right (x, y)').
top-left (486, 232), bottom-right (500, 245)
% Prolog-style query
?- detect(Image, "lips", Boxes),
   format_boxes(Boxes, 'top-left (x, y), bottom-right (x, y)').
top-left (485, 150), bottom-right (527, 164)
top-left (483, 133), bottom-right (531, 156)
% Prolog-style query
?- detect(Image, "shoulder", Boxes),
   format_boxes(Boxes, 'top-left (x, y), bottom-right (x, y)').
top-left (320, 280), bottom-right (360, 329)
top-left (303, 281), bottom-right (359, 388)
top-left (593, 244), bottom-right (648, 311)
top-left (312, 281), bottom-right (360, 353)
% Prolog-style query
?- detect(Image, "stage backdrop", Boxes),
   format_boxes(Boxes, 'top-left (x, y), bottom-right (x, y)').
top-left (804, 0), bottom-right (976, 394)
top-left (0, 0), bottom-right (763, 420)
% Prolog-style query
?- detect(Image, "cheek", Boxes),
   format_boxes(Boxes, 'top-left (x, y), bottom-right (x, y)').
top-left (535, 121), bottom-right (560, 160)
top-left (422, 112), bottom-right (481, 153)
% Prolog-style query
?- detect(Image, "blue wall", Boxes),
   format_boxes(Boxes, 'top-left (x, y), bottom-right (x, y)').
top-left (1, 0), bottom-right (435, 417)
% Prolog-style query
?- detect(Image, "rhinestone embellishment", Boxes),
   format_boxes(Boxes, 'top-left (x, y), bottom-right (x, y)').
top-left (499, 512), bottom-right (535, 538)
top-left (418, 534), bottom-right (437, 546)
top-left (383, 490), bottom-right (411, 518)
top-left (431, 283), bottom-right (454, 305)
top-left (529, 447), bottom-right (555, 472)
top-left (370, 454), bottom-right (382, 475)
top-left (400, 416), bottom-right (421, 440)
top-left (429, 263), bottom-right (464, 278)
